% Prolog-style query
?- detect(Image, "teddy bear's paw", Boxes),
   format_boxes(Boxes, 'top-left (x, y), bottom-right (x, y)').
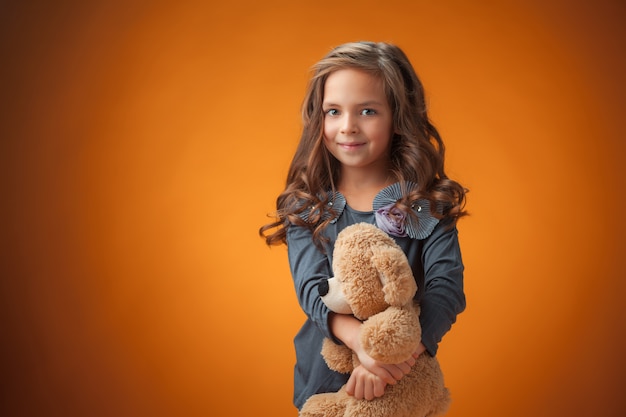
top-left (321, 338), bottom-right (354, 374)
top-left (360, 307), bottom-right (420, 364)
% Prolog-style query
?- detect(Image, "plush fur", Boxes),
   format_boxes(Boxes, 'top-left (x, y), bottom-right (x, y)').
top-left (299, 223), bottom-right (450, 417)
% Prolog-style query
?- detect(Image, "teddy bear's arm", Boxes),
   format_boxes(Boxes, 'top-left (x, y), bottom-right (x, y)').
top-left (360, 306), bottom-right (421, 364)
top-left (321, 338), bottom-right (355, 374)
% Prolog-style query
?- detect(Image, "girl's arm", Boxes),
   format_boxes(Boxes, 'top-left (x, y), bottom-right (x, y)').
top-left (286, 225), bottom-right (338, 340)
top-left (419, 219), bottom-right (466, 356)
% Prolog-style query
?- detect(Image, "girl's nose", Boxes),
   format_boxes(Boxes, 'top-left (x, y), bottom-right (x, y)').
top-left (340, 114), bottom-right (358, 134)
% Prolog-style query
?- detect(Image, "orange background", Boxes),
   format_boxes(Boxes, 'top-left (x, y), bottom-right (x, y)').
top-left (1, 1), bottom-right (625, 416)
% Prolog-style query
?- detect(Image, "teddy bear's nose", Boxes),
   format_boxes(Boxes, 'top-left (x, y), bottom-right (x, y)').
top-left (318, 279), bottom-right (329, 297)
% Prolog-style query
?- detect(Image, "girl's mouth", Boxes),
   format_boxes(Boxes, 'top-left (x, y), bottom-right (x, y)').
top-left (338, 142), bottom-right (365, 150)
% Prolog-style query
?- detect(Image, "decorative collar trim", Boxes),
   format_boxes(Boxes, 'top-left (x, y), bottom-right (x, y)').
top-left (299, 182), bottom-right (440, 240)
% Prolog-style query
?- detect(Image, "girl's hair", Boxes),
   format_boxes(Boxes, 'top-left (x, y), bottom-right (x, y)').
top-left (260, 41), bottom-right (467, 246)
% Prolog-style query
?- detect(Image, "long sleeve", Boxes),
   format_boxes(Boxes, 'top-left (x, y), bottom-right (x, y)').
top-left (286, 224), bottom-right (338, 342)
top-left (287, 223), bottom-right (351, 409)
top-left (418, 219), bottom-right (466, 356)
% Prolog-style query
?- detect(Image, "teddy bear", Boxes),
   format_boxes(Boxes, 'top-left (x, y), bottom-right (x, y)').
top-left (299, 222), bottom-right (450, 417)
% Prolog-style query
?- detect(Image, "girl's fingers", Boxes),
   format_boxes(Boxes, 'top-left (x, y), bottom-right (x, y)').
top-left (377, 368), bottom-right (398, 385)
top-left (396, 361), bottom-right (412, 375)
top-left (347, 366), bottom-right (388, 400)
top-left (378, 365), bottom-right (401, 382)
top-left (381, 362), bottom-right (411, 381)
top-left (355, 381), bottom-right (364, 399)
top-left (405, 355), bottom-right (416, 368)
top-left (372, 377), bottom-right (386, 398)
top-left (363, 376), bottom-right (374, 401)
top-left (346, 374), bottom-right (355, 396)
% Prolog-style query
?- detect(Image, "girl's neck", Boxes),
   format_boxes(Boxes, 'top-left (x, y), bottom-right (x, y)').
top-left (337, 167), bottom-right (395, 211)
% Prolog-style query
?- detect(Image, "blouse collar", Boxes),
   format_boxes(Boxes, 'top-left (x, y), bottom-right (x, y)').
top-left (306, 182), bottom-right (441, 240)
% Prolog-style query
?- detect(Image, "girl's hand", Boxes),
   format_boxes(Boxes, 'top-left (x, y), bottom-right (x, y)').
top-left (345, 365), bottom-right (387, 400)
top-left (346, 343), bottom-right (427, 400)
top-left (356, 349), bottom-right (414, 386)
top-left (345, 351), bottom-right (414, 400)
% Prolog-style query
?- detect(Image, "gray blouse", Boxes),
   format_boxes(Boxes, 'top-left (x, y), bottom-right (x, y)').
top-left (286, 183), bottom-right (465, 409)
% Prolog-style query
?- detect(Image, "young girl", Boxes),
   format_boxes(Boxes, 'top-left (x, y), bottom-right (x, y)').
top-left (260, 41), bottom-right (467, 410)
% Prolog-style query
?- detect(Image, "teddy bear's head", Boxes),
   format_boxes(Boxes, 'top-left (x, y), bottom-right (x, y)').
top-left (318, 222), bottom-right (417, 320)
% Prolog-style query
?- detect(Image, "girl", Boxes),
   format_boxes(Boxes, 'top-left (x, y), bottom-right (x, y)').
top-left (260, 41), bottom-right (467, 410)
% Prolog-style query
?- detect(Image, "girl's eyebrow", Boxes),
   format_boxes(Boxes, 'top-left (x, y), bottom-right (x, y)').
top-left (322, 100), bottom-right (386, 107)
top-left (358, 101), bottom-right (385, 107)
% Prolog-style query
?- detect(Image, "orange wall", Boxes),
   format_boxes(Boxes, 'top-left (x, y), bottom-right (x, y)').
top-left (1, 1), bottom-right (625, 416)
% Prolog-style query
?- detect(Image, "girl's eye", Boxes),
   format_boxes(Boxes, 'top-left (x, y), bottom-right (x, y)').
top-left (361, 109), bottom-right (376, 116)
top-left (325, 109), bottom-right (339, 116)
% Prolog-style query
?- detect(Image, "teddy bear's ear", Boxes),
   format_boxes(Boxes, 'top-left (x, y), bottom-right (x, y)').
top-left (371, 245), bottom-right (417, 307)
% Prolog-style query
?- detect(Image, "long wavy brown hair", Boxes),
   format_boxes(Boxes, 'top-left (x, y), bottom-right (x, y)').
top-left (260, 41), bottom-right (467, 246)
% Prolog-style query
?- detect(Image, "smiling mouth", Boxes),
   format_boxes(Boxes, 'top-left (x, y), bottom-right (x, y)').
top-left (338, 142), bottom-right (365, 149)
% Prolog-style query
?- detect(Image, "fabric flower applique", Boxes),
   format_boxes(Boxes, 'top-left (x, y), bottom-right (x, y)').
top-left (372, 182), bottom-right (441, 240)
top-left (375, 203), bottom-right (408, 237)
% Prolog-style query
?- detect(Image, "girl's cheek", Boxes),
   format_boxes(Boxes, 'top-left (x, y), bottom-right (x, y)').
top-left (324, 120), bottom-right (338, 138)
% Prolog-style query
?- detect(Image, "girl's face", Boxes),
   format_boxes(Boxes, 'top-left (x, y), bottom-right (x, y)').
top-left (322, 68), bottom-right (394, 175)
